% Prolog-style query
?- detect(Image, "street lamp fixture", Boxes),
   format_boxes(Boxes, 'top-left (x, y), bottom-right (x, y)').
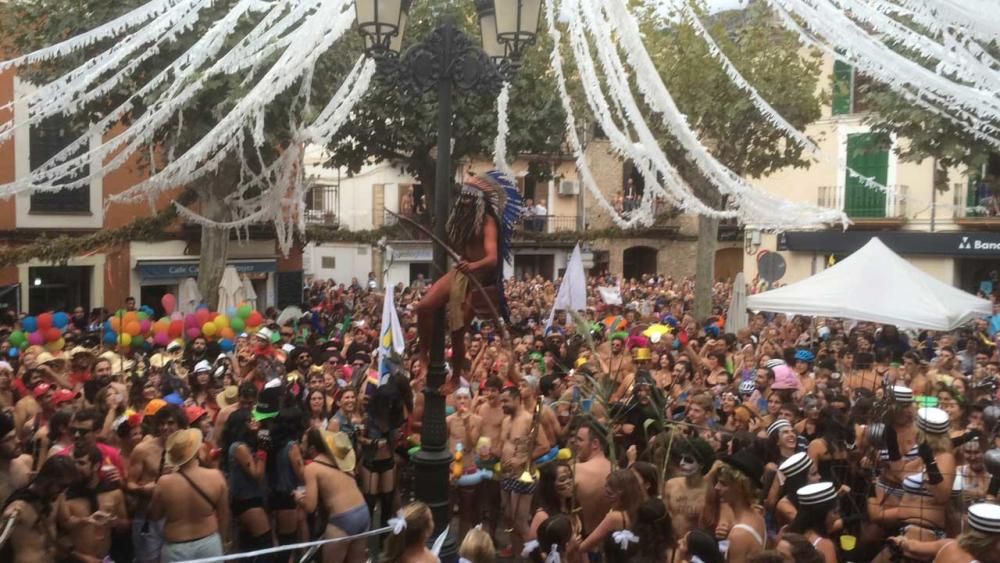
top-left (353, 1), bottom-right (542, 560)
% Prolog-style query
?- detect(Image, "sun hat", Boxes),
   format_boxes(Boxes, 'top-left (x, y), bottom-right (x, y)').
top-left (149, 354), bottom-right (168, 369)
top-left (193, 360), bottom-right (212, 373)
top-left (255, 327), bottom-right (273, 342)
top-left (215, 385), bottom-right (238, 409)
top-left (50, 388), bottom-right (80, 408)
top-left (324, 430), bottom-right (357, 473)
top-left (166, 341), bottom-right (183, 353)
top-left (778, 452), bottom-right (813, 480)
top-left (144, 398), bottom-right (168, 417)
top-left (968, 503), bottom-right (1000, 534)
top-left (165, 428), bottom-right (203, 467)
top-left (916, 407), bottom-right (950, 434)
top-left (252, 387), bottom-right (281, 421)
top-left (185, 405), bottom-right (208, 425)
top-left (796, 482), bottom-right (837, 506)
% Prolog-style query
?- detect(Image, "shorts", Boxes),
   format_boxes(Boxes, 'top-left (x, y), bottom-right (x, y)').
top-left (328, 504), bottom-right (371, 536)
top-left (362, 456), bottom-right (395, 473)
top-left (132, 516), bottom-right (165, 563)
top-left (502, 477), bottom-right (536, 495)
top-left (231, 496), bottom-right (265, 516)
top-left (162, 532), bottom-right (224, 562)
top-left (269, 491), bottom-right (297, 511)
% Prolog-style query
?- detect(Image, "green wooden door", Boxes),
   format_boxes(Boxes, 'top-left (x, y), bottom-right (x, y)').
top-left (844, 133), bottom-right (888, 218)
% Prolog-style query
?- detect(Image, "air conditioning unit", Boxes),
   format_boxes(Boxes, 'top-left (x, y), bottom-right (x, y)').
top-left (559, 180), bottom-right (579, 196)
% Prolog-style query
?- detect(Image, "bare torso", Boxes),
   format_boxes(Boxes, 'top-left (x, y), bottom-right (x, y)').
top-left (574, 457), bottom-right (612, 535)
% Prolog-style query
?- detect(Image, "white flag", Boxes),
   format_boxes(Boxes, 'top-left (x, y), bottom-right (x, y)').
top-left (546, 244), bottom-right (588, 330)
top-left (598, 285), bottom-right (622, 306)
top-left (378, 273), bottom-right (405, 385)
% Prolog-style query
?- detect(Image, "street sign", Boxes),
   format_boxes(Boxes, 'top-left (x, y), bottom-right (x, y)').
top-left (758, 252), bottom-right (786, 283)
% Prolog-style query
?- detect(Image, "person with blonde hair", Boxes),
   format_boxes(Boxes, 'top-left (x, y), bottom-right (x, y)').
top-left (458, 526), bottom-right (496, 563)
top-left (380, 502), bottom-right (436, 563)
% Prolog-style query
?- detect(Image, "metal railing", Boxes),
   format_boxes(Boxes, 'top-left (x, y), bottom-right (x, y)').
top-left (519, 214), bottom-right (581, 234)
top-left (305, 185), bottom-right (339, 226)
top-left (817, 184), bottom-right (908, 219)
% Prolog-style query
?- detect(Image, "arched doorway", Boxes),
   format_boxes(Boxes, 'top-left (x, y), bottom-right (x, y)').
top-left (622, 246), bottom-right (658, 280)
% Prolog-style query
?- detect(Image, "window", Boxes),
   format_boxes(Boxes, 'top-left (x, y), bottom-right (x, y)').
top-left (844, 133), bottom-right (889, 218)
top-left (831, 60), bottom-right (853, 116)
top-left (29, 116), bottom-right (91, 213)
top-left (321, 256), bottom-right (336, 269)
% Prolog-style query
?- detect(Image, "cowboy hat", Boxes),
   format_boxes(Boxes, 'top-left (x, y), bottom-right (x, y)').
top-left (165, 428), bottom-right (203, 467)
top-left (215, 385), bottom-right (238, 409)
top-left (323, 430), bottom-right (356, 473)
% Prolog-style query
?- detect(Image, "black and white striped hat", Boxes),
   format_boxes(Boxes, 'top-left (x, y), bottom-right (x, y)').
top-left (968, 503), bottom-right (1000, 534)
top-left (764, 359), bottom-right (786, 369)
top-left (778, 452), bottom-right (812, 480)
top-left (796, 482), bottom-right (837, 506)
top-left (767, 419), bottom-right (792, 437)
top-left (890, 386), bottom-right (914, 403)
top-left (739, 380), bottom-right (756, 397)
top-left (916, 407), bottom-right (950, 434)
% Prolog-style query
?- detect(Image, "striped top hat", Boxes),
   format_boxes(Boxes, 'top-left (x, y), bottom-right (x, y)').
top-left (778, 452), bottom-right (813, 480)
top-left (916, 407), bottom-right (950, 434)
top-left (796, 482), bottom-right (837, 506)
top-left (764, 358), bottom-right (786, 369)
top-left (890, 385), bottom-right (914, 403)
top-left (968, 503), bottom-right (1000, 534)
top-left (767, 418), bottom-right (792, 438)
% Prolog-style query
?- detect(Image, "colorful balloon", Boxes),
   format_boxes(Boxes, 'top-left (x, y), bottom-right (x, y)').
top-left (27, 331), bottom-right (43, 346)
top-left (169, 320), bottom-right (184, 338)
top-left (219, 339), bottom-right (235, 352)
top-left (185, 314), bottom-right (199, 329)
top-left (170, 311), bottom-right (183, 321)
top-left (8, 348), bottom-right (18, 358)
top-left (154, 332), bottom-right (170, 346)
top-left (125, 321), bottom-right (142, 337)
top-left (109, 317), bottom-right (122, 332)
top-left (214, 315), bottom-right (229, 330)
top-left (104, 331), bottom-right (118, 345)
top-left (52, 312), bottom-right (69, 329)
top-left (123, 312), bottom-right (139, 325)
top-left (247, 311), bottom-right (263, 327)
top-left (139, 319), bottom-right (152, 334)
top-left (202, 322), bottom-right (218, 337)
top-left (45, 340), bottom-right (61, 353)
top-left (118, 333), bottom-right (132, 347)
top-left (195, 309), bottom-right (211, 325)
top-left (237, 304), bottom-right (252, 319)
top-left (37, 313), bottom-right (53, 331)
top-left (44, 328), bottom-right (61, 343)
top-left (220, 327), bottom-right (235, 340)
top-left (138, 311), bottom-right (149, 321)
top-left (230, 317), bottom-right (245, 332)
top-left (22, 316), bottom-right (37, 333)
top-left (131, 335), bottom-right (145, 348)
top-left (186, 327), bottom-right (202, 340)
top-left (226, 306), bottom-right (237, 318)
top-left (8, 330), bottom-right (25, 347)
top-left (161, 293), bottom-right (177, 315)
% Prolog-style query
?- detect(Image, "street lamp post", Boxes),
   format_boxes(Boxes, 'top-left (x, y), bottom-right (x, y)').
top-left (355, 1), bottom-right (542, 560)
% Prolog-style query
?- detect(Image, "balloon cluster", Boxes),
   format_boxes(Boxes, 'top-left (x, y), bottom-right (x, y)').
top-left (7, 311), bottom-right (72, 356)
top-left (100, 295), bottom-right (264, 353)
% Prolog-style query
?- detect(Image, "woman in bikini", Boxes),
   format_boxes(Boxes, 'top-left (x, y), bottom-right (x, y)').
top-left (787, 482), bottom-right (841, 563)
top-left (889, 503), bottom-right (1000, 563)
top-left (711, 451), bottom-right (766, 563)
top-left (577, 469), bottom-right (644, 559)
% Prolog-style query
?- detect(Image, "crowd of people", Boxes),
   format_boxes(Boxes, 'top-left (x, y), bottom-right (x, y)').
top-left (2, 271), bottom-right (1000, 563)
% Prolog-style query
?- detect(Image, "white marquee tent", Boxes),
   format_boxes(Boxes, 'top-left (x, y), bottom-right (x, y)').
top-left (746, 237), bottom-right (992, 331)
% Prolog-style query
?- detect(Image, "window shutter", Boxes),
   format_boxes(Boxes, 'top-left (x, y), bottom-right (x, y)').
top-left (832, 61), bottom-right (854, 116)
top-left (843, 133), bottom-right (889, 218)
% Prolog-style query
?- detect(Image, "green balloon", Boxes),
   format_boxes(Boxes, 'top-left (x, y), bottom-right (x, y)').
top-left (138, 311), bottom-right (149, 321)
top-left (230, 317), bottom-right (245, 332)
top-left (9, 330), bottom-right (24, 346)
top-left (238, 304), bottom-right (252, 319)
top-left (131, 335), bottom-right (145, 348)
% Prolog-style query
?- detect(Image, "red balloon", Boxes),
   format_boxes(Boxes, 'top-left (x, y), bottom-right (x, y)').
top-left (45, 327), bottom-right (61, 343)
top-left (161, 293), bottom-right (177, 315)
top-left (195, 309), bottom-right (211, 325)
top-left (247, 311), bottom-right (263, 326)
top-left (37, 313), bottom-right (54, 331)
top-left (169, 319), bottom-right (184, 338)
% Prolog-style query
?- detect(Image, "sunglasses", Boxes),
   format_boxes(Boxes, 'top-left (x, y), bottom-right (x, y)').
top-left (70, 426), bottom-right (94, 437)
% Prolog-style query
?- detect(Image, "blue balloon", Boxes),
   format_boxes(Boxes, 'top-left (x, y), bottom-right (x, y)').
top-left (219, 339), bottom-right (235, 352)
top-left (197, 304), bottom-right (209, 311)
top-left (22, 316), bottom-right (37, 333)
top-left (52, 312), bottom-right (70, 329)
top-left (104, 320), bottom-right (113, 333)
top-left (8, 348), bottom-right (18, 358)
top-left (226, 307), bottom-right (237, 318)
top-left (104, 331), bottom-right (118, 345)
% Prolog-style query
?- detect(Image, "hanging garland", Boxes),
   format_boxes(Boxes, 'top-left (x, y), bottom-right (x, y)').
top-left (0, 189), bottom-right (197, 268)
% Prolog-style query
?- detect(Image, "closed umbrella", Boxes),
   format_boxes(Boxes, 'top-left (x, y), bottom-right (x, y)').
top-left (727, 272), bottom-right (749, 333)
top-left (217, 267), bottom-right (243, 313)
top-left (241, 275), bottom-right (258, 309)
top-left (178, 278), bottom-right (202, 314)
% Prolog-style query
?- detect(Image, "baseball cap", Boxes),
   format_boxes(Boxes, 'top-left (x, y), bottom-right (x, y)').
top-left (50, 389), bottom-right (80, 407)
top-left (144, 398), bottom-right (168, 417)
top-left (32, 383), bottom-right (53, 399)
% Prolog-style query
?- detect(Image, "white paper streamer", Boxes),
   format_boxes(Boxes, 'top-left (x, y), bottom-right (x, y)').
top-left (493, 82), bottom-right (512, 174)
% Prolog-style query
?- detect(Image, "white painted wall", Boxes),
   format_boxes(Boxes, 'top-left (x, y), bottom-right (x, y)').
top-left (305, 242), bottom-right (373, 285)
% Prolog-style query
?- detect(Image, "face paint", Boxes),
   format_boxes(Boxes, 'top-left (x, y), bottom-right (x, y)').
top-left (679, 456), bottom-right (700, 477)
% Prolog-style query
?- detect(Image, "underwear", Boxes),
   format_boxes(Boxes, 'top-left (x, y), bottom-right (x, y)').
top-left (268, 491), bottom-right (298, 511)
top-left (132, 515), bottom-right (165, 563)
top-left (902, 522), bottom-right (946, 540)
top-left (328, 504), bottom-right (371, 537)
top-left (502, 477), bottom-right (536, 495)
top-left (231, 496), bottom-right (265, 516)
top-left (162, 532), bottom-right (223, 563)
top-left (876, 480), bottom-right (905, 498)
top-left (363, 456), bottom-right (395, 473)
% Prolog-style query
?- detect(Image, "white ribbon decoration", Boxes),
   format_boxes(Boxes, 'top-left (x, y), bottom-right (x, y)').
top-left (493, 82), bottom-right (512, 175)
top-left (612, 529), bottom-right (640, 550)
top-left (521, 539), bottom-right (541, 558)
top-left (388, 511), bottom-right (407, 536)
top-left (545, 544), bottom-right (563, 563)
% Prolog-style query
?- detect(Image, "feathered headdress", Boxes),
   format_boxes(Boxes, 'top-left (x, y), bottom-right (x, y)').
top-left (446, 170), bottom-right (524, 322)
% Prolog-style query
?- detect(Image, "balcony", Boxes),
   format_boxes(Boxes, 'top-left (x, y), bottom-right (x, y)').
top-left (305, 185), bottom-right (339, 227)
top-left (519, 214), bottom-right (582, 235)
top-left (817, 184), bottom-right (908, 228)
top-left (954, 181), bottom-right (1000, 228)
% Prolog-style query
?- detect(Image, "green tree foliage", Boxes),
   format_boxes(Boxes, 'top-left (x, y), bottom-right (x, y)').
top-left (638, 2), bottom-right (823, 318)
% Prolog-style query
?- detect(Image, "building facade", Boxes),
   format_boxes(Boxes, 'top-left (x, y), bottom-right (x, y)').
top-left (742, 55), bottom-right (996, 293)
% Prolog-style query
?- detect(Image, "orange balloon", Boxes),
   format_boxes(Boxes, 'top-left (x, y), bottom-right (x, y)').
top-left (109, 317), bottom-right (122, 332)
top-left (125, 321), bottom-right (142, 336)
top-left (124, 311), bottom-right (139, 325)
top-left (220, 327), bottom-right (235, 340)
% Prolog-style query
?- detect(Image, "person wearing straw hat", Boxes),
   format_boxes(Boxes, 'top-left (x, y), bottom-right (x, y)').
top-left (888, 502), bottom-right (1000, 562)
top-left (786, 482), bottom-right (841, 563)
top-left (874, 407), bottom-right (957, 562)
top-left (148, 428), bottom-right (230, 562)
top-left (295, 427), bottom-right (369, 563)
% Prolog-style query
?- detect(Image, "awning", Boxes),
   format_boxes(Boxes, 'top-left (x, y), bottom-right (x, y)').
top-left (136, 259), bottom-right (277, 280)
